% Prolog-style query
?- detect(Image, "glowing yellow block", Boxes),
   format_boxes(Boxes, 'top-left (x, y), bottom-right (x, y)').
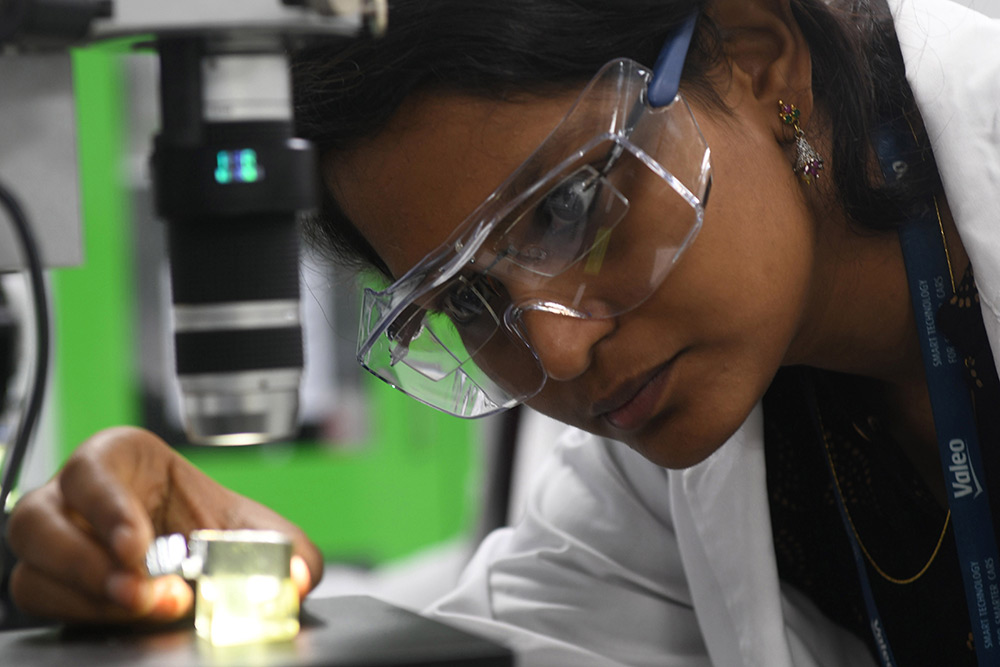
top-left (188, 530), bottom-right (300, 646)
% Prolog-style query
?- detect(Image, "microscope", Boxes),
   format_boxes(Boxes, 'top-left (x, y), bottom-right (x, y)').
top-left (0, 0), bottom-right (387, 507)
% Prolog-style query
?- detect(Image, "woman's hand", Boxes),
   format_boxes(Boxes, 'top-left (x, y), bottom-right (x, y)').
top-left (5, 426), bottom-right (323, 624)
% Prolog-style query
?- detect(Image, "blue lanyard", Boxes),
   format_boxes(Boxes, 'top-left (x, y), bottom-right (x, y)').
top-left (817, 122), bottom-right (1000, 666)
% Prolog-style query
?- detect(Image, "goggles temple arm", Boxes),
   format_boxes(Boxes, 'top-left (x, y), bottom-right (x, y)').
top-left (648, 11), bottom-right (698, 108)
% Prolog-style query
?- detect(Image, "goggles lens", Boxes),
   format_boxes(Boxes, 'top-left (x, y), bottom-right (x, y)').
top-left (358, 58), bottom-right (711, 417)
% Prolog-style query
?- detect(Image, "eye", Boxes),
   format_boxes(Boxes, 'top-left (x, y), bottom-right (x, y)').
top-left (536, 170), bottom-right (600, 235)
top-left (440, 276), bottom-right (502, 326)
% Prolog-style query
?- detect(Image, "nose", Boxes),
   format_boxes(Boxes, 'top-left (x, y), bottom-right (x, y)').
top-left (514, 306), bottom-right (616, 382)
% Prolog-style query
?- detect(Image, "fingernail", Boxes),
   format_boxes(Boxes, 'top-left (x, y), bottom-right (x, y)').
top-left (149, 579), bottom-right (178, 618)
top-left (149, 576), bottom-right (192, 620)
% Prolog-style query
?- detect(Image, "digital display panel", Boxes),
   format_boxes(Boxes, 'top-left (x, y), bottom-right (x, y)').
top-left (215, 149), bottom-right (261, 184)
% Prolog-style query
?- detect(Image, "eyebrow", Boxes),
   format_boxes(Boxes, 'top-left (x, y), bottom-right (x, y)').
top-left (493, 104), bottom-right (608, 204)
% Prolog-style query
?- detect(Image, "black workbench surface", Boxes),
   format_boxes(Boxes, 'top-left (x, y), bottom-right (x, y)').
top-left (0, 595), bottom-right (514, 667)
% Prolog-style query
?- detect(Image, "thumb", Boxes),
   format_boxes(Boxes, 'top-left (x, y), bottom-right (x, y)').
top-left (106, 572), bottom-right (195, 620)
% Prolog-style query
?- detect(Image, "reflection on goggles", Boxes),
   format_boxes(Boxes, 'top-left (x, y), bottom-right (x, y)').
top-left (386, 274), bottom-right (505, 372)
top-left (499, 163), bottom-right (629, 277)
top-left (357, 57), bottom-right (711, 418)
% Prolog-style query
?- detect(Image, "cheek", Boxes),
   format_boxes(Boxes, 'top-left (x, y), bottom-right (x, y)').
top-left (677, 120), bottom-right (816, 339)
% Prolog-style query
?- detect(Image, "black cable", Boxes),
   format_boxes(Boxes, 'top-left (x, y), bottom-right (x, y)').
top-left (0, 180), bottom-right (50, 519)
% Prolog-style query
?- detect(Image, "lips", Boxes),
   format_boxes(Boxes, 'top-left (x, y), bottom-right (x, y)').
top-left (593, 357), bottom-right (676, 431)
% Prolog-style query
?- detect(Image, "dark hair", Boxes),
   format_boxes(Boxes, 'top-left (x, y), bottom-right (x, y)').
top-left (292, 0), bottom-right (937, 276)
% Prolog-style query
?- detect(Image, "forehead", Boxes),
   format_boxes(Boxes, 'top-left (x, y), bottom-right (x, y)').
top-left (325, 89), bottom-right (580, 279)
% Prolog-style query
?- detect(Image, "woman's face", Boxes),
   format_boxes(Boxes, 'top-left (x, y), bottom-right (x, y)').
top-left (328, 83), bottom-right (820, 469)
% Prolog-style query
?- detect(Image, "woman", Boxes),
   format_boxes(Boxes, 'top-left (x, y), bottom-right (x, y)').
top-left (6, 0), bottom-right (1000, 664)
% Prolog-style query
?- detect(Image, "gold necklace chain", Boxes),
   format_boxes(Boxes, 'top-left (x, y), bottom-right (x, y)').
top-left (933, 195), bottom-right (957, 292)
top-left (818, 408), bottom-right (952, 585)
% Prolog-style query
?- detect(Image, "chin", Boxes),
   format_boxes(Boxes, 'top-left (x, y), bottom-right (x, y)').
top-left (618, 407), bottom-right (748, 470)
top-left (626, 434), bottom-right (725, 470)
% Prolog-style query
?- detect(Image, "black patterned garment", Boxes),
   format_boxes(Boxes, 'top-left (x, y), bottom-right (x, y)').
top-left (764, 265), bottom-right (999, 666)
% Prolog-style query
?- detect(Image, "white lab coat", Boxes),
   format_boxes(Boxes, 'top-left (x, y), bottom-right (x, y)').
top-left (426, 0), bottom-right (1000, 664)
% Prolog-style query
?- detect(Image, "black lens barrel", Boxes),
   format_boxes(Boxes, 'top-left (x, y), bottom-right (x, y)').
top-left (154, 120), bottom-right (316, 378)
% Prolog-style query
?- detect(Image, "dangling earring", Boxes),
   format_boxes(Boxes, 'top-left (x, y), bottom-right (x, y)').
top-left (778, 100), bottom-right (824, 184)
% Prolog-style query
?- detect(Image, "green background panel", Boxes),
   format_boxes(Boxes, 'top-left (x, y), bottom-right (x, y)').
top-left (55, 46), bottom-right (141, 441)
top-left (53, 45), bottom-right (481, 564)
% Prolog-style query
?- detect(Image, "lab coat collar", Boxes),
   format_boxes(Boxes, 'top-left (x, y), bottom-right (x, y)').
top-left (669, 405), bottom-right (798, 667)
top-left (670, 407), bottom-right (874, 667)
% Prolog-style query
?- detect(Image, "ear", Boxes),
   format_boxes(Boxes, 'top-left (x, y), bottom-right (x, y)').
top-left (705, 0), bottom-right (813, 127)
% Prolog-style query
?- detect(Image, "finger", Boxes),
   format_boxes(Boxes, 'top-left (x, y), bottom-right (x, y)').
top-left (58, 430), bottom-right (161, 569)
top-left (290, 555), bottom-right (312, 599)
top-left (10, 562), bottom-right (135, 622)
top-left (12, 562), bottom-right (193, 623)
top-left (6, 485), bottom-right (118, 600)
top-left (289, 535), bottom-right (324, 594)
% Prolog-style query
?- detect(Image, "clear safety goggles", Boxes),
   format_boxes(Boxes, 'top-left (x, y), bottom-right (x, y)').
top-left (357, 20), bottom-right (711, 417)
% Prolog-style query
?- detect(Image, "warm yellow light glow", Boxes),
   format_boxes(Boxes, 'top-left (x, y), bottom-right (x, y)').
top-left (195, 574), bottom-right (299, 646)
